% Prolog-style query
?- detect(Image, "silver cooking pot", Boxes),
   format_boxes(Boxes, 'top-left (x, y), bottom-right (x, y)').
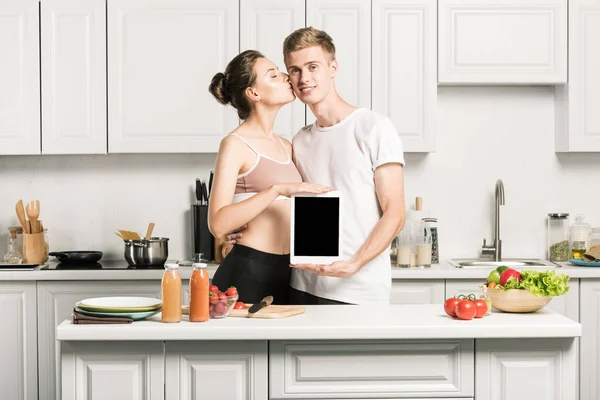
top-left (124, 237), bottom-right (169, 266)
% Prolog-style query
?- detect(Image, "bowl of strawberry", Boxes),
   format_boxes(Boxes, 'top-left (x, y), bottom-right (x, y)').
top-left (209, 285), bottom-right (238, 319)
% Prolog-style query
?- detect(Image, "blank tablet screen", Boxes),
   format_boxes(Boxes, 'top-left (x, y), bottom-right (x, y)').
top-left (294, 197), bottom-right (340, 257)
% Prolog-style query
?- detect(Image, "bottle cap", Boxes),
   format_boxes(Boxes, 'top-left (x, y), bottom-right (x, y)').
top-left (164, 263), bottom-right (179, 269)
top-left (192, 262), bottom-right (207, 269)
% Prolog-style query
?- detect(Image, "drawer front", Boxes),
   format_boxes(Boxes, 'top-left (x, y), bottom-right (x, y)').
top-left (269, 340), bottom-right (474, 398)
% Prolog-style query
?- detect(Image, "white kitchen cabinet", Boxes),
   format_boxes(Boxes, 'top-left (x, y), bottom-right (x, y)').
top-left (37, 281), bottom-right (161, 400)
top-left (476, 338), bottom-right (577, 400)
top-left (438, 0), bottom-right (568, 84)
top-left (580, 279), bottom-right (600, 400)
top-left (61, 341), bottom-right (164, 400)
top-left (0, 282), bottom-right (37, 400)
top-left (269, 339), bottom-right (474, 398)
top-left (241, 0), bottom-right (305, 141)
top-left (445, 279), bottom-right (580, 322)
top-left (372, 0), bottom-right (437, 152)
top-left (306, 0), bottom-right (371, 123)
top-left (0, 0), bottom-right (40, 155)
top-left (390, 279), bottom-right (445, 304)
top-left (108, 0), bottom-right (239, 153)
top-left (41, 0), bottom-right (107, 154)
top-left (555, 0), bottom-right (600, 152)
top-left (165, 341), bottom-right (268, 400)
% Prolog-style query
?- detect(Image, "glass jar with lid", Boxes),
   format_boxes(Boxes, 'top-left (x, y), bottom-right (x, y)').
top-left (548, 213), bottom-right (570, 261)
top-left (590, 228), bottom-right (600, 248)
top-left (569, 214), bottom-right (591, 259)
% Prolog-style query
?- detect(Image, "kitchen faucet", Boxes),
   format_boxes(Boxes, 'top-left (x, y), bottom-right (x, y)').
top-left (481, 179), bottom-right (505, 261)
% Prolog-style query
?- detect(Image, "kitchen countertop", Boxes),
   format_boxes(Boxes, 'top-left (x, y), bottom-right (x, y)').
top-left (56, 304), bottom-right (581, 341)
top-left (1, 260), bottom-right (600, 281)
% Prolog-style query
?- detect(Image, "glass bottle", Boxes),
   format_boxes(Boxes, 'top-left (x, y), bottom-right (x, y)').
top-left (479, 284), bottom-right (492, 316)
top-left (547, 213), bottom-right (570, 261)
top-left (161, 263), bottom-right (182, 323)
top-left (569, 214), bottom-right (591, 259)
top-left (189, 263), bottom-right (209, 322)
top-left (4, 227), bottom-right (23, 264)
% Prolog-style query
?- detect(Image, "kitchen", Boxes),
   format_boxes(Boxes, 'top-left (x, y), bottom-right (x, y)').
top-left (2, 0), bottom-right (600, 399)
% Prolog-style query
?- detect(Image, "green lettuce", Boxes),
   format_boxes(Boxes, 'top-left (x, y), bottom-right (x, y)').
top-left (499, 270), bottom-right (570, 297)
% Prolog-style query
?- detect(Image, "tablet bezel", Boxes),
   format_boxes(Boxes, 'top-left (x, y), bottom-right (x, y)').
top-left (290, 191), bottom-right (343, 265)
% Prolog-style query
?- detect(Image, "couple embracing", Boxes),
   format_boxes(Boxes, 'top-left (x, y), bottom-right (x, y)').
top-left (208, 27), bottom-right (406, 306)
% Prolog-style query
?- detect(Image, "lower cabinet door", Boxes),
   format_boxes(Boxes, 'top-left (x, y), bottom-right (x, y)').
top-left (269, 339), bottom-right (474, 399)
top-left (165, 340), bottom-right (268, 400)
top-left (61, 341), bottom-right (164, 400)
top-left (476, 338), bottom-right (577, 400)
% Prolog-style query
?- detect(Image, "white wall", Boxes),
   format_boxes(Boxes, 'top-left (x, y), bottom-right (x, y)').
top-left (1, 86), bottom-right (599, 262)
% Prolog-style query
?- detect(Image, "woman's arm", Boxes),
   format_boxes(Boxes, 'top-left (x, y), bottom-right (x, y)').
top-left (208, 135), bottom-right (329, 238)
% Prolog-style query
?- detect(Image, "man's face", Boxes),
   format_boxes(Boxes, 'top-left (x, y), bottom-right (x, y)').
top-left (284, 46), bottom-right (337, 105)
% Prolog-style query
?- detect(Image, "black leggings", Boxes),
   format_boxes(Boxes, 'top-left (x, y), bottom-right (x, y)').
top-left (211, 244), bottom-right (291, 305)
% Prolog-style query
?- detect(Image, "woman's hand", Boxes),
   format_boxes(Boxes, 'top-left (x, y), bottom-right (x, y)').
top-left (273, 182), bottom-right (332, 197)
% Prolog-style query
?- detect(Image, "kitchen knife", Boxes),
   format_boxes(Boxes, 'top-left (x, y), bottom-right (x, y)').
top-left (208, 170), bottom-right (214, 199)
top-left (195, 178), bottom-right (202, 205)
top-left (201, 181), bottom-right (209, 206)
top-left (247, 295), bottom-right (273, 317)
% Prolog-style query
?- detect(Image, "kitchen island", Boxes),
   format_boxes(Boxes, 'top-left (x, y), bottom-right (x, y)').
top-left (57, 304), bottom-right (580, 400)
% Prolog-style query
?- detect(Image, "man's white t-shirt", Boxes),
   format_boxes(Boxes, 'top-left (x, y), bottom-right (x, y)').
top-left (291, 108), bottom-right (405, 304)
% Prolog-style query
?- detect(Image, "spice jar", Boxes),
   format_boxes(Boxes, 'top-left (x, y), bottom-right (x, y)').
top-left (547, 213), bottom-right (569, 261)
top-left (4, 226), bottom-right (23, 264)
top-left (479, 284), bottom-right (492, 316)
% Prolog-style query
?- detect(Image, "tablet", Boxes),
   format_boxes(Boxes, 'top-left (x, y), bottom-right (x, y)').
top-left (290, 191), bottom-right (343, 265)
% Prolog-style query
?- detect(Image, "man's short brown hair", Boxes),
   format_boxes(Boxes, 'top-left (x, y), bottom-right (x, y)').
top-left (283, 27), bottom-right (336, 62)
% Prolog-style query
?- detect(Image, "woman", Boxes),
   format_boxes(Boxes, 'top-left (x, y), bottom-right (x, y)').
top-left (208, 50), bottom-right (330, 305)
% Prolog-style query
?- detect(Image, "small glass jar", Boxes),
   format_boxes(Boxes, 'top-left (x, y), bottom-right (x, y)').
top-left (590, 228), bottom-right (600, 248)
top-left (479, 284), bottom-right (492, 316)
top-left (547, 213), bottom-right (570, 261)
top-left (569, 214), bottom-right (591, 258)
top-left (4, 226), bottom-right (23, 264)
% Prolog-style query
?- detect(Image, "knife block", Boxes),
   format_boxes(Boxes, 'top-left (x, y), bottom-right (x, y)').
top-left (192, 205), bottom-right (214, 261)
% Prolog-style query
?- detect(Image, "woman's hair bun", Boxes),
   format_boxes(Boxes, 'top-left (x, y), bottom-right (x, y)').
top-left (209, 72), bottom-right (231, 105)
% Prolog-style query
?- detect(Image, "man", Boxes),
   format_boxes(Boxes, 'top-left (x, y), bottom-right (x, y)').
top-left (229, 27), bottom-right (406, 304)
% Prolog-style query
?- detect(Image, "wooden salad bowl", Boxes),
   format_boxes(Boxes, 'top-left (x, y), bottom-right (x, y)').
top-left (489, 288), bottom-right (552, 313)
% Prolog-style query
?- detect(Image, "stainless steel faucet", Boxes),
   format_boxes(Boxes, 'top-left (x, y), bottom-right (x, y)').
top-left (481, 179), bottom-right (505, 261)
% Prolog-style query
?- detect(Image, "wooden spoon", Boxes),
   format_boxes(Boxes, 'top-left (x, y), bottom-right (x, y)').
top-left (15, 200), bottom-right (29, 234)
top-left (145, 222), bottom-right (155, 240)
top-left (26, 200), bottom-right (40, 233)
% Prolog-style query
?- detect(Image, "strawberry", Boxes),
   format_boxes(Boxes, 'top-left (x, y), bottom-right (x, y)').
top-left (215, 302), bottom-right (228, 315)
top-left (218, 292), bottom-right (228, 303)
top-left (209, 292), bottom-right (218, 305)
top-left (225, 286), bottom-right (238, 297)
top-left (209, 284), bottom-right (219, 294)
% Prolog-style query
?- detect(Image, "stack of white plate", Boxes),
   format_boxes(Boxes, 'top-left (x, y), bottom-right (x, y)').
top-left (75, 297), bottom-right (162, 321)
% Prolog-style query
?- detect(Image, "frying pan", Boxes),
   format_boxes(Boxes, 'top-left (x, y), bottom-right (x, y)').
top-left (48, 251), bottom-right (103, 264)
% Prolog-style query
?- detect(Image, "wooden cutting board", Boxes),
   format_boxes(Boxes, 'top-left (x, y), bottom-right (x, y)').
top-left (182, 304), bottom-right (305, 319)
top-left (229, 304), bottom-right (305, 319)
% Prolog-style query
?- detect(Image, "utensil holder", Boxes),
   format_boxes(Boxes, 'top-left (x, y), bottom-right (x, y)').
top-left (23, 232), bottom-right (46, 264)
top-left (192, 205), bottom-right (214, 261)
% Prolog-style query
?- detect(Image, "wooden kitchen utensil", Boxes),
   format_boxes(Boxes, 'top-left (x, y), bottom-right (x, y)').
top-left (15, 200), bottom-right (29, 234)
top-left (26, 200), bottom-right (40, 233)
top-left (145, 223), bottom-right (155, 240)
top-left (182, 304), bottom-right (305, 319)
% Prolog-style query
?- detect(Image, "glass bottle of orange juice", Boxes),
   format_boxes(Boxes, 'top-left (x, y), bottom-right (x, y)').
top-left (189, 262), bottom-right (209, 322)
top-left (161, 263), bottom-right (182, 323)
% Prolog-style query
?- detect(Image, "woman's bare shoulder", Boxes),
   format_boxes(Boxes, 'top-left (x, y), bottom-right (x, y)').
top-left (278, 135), bottom-right (293, 152)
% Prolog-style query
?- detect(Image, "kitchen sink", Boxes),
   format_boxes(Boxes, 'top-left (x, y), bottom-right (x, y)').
top-left (449, 259), bottom-right (560, 269)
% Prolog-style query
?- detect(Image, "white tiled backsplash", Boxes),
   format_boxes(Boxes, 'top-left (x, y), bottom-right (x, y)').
top-left (1, 86), bottom-right (599, 261)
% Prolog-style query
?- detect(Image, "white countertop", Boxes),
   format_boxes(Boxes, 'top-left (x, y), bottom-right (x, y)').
top-left (2, 260), bottom-right (600, 281)
top-left (56, 304), bottom-right (581, 341)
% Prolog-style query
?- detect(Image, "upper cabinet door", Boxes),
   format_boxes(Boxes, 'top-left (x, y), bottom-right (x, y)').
top-left (41, 0), bottom-right (107, 155)
top-left (307, 0), bottom-right (371, 124)
top-left (108, 0), bottom-right (239, 153)
top-left (438, 0), bottom-right (568, 84)
top-left (555, 0), bottom-right (600, 152)
top-left (372, 0), bottom-right (437, 152)
top-left (241, 0), bottom-right (305, 141)
top-left (0, 0), bottom-right (40, 155)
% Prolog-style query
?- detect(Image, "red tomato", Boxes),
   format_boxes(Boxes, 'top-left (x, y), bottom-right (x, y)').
top-left (455, 300), bottom-right (477, 320)
top-left (209, 285), bottom-right (219, 294)
top-left (233, 301), bottom-right (246, 309)
top-left (225, 286), bottom-right (238, 297)
top-left (444, 297), bottom-right (461, 317)
top-left (474, 299), bottom-right (488, 318)
top-left (499, 269), bottom-right (521, 286)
